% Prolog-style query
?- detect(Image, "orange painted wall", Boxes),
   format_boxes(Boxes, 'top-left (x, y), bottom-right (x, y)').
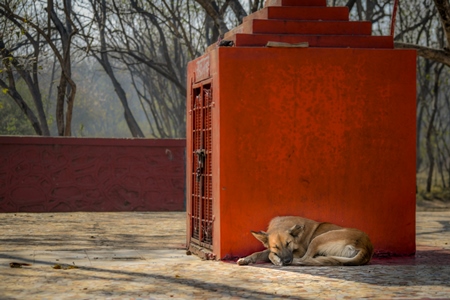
top-left (187, 47), bottom-right (416, 258)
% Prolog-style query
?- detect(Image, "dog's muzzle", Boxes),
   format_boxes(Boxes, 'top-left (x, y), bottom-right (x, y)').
top-left (280, 249), bottom-right (294, 265)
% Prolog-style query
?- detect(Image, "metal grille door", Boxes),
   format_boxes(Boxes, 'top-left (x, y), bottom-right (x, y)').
top-left (190, 82), bottom-right (213, 250)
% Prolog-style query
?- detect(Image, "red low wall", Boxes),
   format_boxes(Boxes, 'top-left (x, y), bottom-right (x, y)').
top-left (0, 137), bottom-right (185, 212)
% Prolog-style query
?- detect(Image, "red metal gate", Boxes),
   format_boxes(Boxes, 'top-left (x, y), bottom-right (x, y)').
top-left (189, 81), bottom-right (214, 253)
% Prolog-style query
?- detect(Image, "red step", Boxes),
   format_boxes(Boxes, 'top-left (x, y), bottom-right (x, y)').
top-left (244, 6), bottom-right (349, 22)
top-left (230, 33), bottom-right (393, 48)
top-left (225, 20), bottom-right (372, 38)
top-left (212, 0), bottom-right (394, 50)
top-left (265, 0), bottom-right (327, 6)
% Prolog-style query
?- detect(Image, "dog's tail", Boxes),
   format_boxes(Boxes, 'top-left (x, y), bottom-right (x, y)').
top-left (294, 247), bottom-right (373, 266)
top-left (331, 247), bottom-right (373, 266)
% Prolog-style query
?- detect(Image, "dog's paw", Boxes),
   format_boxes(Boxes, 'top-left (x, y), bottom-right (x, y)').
top-left (269, 254), bottom-right (283, 266)
top-left (237, 258), bottom-right (249, 265)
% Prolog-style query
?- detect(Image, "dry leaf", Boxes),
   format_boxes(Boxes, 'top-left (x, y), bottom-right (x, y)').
top-left (10, 262), bottom-right (32, 268)
top-left (52, 264), bottom-right (78, 270)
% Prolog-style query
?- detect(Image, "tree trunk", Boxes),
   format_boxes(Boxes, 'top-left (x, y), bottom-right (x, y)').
top-left (98, 0), bottom-right (144, 138)
top-left (108, 70), bottom-right (145, 138)
top-left (416, 60), bottom-right (433, 173)
top-left (48, 0), bottom-right (78, 136)
top-left (425, 64), bottom-right (444, 192)
top-left (56, 77), bottom-right (67, 136)
top-left (194, 0), bottom-right (229, 36)
top-left (0, 82), bottom-right (43, 135)
top-left (229, 0), bottom-right (247, 23)
top-left (345, 0), bottom-right (357, 11)
top-left (416, 103), bottom-right (425, 172)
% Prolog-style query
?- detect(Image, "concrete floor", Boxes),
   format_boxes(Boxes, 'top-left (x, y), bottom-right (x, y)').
top-left (0, 210), bottom-right (449, 299)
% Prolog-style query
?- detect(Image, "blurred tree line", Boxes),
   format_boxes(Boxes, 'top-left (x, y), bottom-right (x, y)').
top-left (0, 0), bottom-right (449, 198)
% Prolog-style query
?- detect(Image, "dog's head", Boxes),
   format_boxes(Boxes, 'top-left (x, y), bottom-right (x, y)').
top-left (251, 224), bottom-right (304, 266)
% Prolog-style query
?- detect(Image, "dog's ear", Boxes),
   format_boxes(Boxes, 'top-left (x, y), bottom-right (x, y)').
top-left (251, 230), bottom-right (269, 247)
top-left (289, 224), bottom-right (304, 237)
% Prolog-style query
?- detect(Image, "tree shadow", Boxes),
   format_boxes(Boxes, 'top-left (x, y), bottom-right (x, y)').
top-left (0, 253), bottom-right (298, 299)
top-left (416, 220), bottom-right (450, 236)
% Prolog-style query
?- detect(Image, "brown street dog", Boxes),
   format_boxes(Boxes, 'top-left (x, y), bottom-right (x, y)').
top-left (237, 216), bottom-right (374, 266)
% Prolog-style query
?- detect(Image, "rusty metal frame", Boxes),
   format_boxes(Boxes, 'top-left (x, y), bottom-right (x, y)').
top-left (188, 79), bottom-right (214, 253)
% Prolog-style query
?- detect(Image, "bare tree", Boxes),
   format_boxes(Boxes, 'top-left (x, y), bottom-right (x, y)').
top-left (0, 0), bottom-right (78, 136)
top-left (74, 0), bottom-right (207, 137)
top-left (77, 0), bottom-right (145, 137)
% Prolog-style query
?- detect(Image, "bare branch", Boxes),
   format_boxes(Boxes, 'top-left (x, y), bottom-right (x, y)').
top-left (395, 42), bottom-right (450, 67)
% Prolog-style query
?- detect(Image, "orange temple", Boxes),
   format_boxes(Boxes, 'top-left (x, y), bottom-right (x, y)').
top-left (186, 0), bottom-right (416, 259)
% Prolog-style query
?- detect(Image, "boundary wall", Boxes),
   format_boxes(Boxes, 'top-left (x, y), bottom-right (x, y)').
top-left (0, 137), bottom-right (185, 212)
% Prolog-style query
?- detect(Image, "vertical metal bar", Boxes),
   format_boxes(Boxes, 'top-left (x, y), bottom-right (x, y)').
top-left (191, 89), bottom-right (197, 240)
top-left (204, 87), bottom-right (211, 244)
top-left (390, 0), bottom-right (399, 36)
top-left (198, 85), bottom-right (204, 243)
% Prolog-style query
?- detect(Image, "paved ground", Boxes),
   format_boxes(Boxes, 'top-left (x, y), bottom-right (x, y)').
top-left (0, 210), bottom-right (450, 299)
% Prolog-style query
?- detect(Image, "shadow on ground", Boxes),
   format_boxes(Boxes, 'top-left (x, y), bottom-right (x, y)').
top-left (231, 247), bottom-right (450, 287)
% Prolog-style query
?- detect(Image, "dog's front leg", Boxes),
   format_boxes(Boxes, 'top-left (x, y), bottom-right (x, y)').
top-left (237, 249), bottom-right (270, 265)
top-left (268, 252), bottom-right (283, 266)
